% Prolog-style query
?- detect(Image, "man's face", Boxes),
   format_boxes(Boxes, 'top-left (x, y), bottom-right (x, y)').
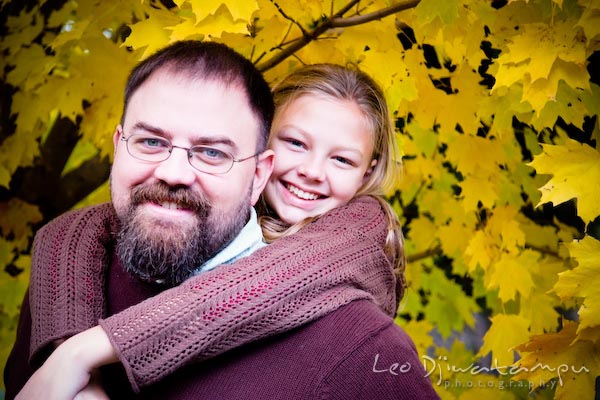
top-left (110, 71), bottom-right (273, 285)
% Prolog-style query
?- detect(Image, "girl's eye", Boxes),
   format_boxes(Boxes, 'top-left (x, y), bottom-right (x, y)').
top-left (284, 138), bottom-right (305, 148)
top-left (333, 156), bottom-right (355, 167)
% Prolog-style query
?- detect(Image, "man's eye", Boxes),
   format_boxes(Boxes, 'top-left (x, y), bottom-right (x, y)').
top-left (194, 147), bottom-right (229, 164)
top-left (133, 136), bottom-right (170, 152)
top-left (144, 138), bottom-right (168, 147)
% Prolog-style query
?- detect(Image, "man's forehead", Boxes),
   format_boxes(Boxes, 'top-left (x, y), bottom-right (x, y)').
top-left (127, 71), bottom-right (261, 152)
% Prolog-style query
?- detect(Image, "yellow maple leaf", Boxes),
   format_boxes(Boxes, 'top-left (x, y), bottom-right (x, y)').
top-left (49, 18), bottom-right (91, 49)
top-left (243, 14), bottom-right (288, 63)
top-left (514, 321), bottom-right (600, 398)
top-left (438, 220), bottom-right (471, 259)
top-left (294, 36), bottom-right (347, 66)
top-left (553, 236), bottom-right (600, 331)
top-left (520, 289), bottom-right (561, 334)
top-left (406, 215), bottom-right (439, 254)
top-left (226, 0), bottom-right (259, 21)
top-left (172, 2), bottom-right (253, 39)
top-left (73, 180), bottom-right (111, 210)
top-left (531, 80), bottom-right (591, 132)
top-left (423, 269), bottom-right (477, 337)
top-left (487, 206), bottom-right (526, 254)
top-left (446, 134), bottom-right (507, 177)
top-left (459, 173), bottom-right (499, 211)
top-left (358, 49), bottom-right (413, 112)
top-left (0, 199), bottom-right (42, 252)
top-left (487, 251), bottom-right (538, 303)
top-left (123, 6), bottom-right (179, 59)
top-left (5, 44), bottom-right (50, 89)
top-left (522, 57), bottom-right (590, 114)
top-left (398, 319), bottom-right (435, 359)
top-left (180, 0), bottom-right (221, 22)
top-left (2, 7), bottom-right (45, 55)
top-left (0, 166), bottom-right (10, 189)
top-left (529, 137), bottom-right (600, 223)
top-left (577, 1), bottom-right (600, 46)
top-left (477, 314), bottom-right (530, 368)
top-left (479, 84), bottom-right (533, 136)
top-left (0, 120), bottom-right (41, 172)
top-left (415, 0), bottom-right (459, 25)
top-left (465, 231), bottom-right (496, 272)
top-left (497, 21), bottom-right (586, 83)
top-left (269, 0), bottom-right (324, 26)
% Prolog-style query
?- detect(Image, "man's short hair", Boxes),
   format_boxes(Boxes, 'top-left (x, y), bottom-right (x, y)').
top-left (122, 41), bottom-right (274, 151)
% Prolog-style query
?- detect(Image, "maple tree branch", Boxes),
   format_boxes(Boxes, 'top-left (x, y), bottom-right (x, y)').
top-left (270, 0), bottom-right (309, 37)
top-left (257, 0), bottom-right (420, 72)
top-left (406, 245), bottom-right (442, 263)
top-left (525, 243), bottom-right (563, 260)
top-left (332, 0), bottom-right (421, 28)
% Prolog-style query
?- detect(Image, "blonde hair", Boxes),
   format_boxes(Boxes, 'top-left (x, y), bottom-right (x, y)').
top-left (259, 64), bottom-right (406, 296)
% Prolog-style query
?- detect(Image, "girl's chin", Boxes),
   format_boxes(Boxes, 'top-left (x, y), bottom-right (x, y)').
top-left (277, 207), bottom-right (318, 225)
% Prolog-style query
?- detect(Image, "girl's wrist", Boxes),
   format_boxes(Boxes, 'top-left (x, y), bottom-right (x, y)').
top-left (61, 325), bottom-right (118, 370)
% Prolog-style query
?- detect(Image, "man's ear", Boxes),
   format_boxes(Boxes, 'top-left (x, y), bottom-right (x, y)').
top-left (113, 125), bottom-right (123, 157)
top-left (362, 159), bottom-right (378, 184)
top-left (250, 149), bottom-right (275, 205)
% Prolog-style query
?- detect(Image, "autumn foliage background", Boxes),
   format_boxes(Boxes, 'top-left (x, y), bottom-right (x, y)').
top-left (1, 0), bottom-right (599, 398)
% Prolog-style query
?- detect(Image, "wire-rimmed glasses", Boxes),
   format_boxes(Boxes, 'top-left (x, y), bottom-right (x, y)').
top-left (121, 134), bottom-right (259, 174)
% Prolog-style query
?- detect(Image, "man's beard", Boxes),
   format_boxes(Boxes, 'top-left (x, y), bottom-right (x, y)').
top-left (114, 181), bottom-right (250, 286)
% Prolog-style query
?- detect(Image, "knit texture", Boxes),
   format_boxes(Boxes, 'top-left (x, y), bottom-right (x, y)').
top-left (29, 202), bottom-right (118, 366)
top-left (29, 196), bottom-right (399, 392)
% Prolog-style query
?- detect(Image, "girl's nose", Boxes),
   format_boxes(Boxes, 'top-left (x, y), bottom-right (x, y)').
top-left (298, 155), bottom-right (325, 182)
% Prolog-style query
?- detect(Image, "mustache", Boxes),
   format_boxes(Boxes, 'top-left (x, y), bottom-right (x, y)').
top-left (130, 182), bottom-right (210, 215)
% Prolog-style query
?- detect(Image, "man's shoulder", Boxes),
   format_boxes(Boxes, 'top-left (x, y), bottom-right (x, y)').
top-left (309, 300), bottom-right (440, 399)
top-left (307, 300), bottom-right (418, 358)
top-left (36, 203), bottom-right (114, 237)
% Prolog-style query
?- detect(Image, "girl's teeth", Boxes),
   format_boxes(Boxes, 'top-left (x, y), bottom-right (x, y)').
top-left (286, 184), bottom-right (319, 200)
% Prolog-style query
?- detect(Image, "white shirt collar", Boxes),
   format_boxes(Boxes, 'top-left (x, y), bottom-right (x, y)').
top-left (195, 207), bottom-right (266, 274)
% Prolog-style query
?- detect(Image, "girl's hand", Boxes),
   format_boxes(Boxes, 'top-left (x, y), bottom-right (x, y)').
top-left (74, 371), bottom-right (110, 400)
top-left (15, 326), bottom-right (117, 400)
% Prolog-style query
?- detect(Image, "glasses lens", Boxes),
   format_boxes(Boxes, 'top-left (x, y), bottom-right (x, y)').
top-left (189, 146), bottom-right (233, 174)
top-left (127, 135), bottom-right (171, 162)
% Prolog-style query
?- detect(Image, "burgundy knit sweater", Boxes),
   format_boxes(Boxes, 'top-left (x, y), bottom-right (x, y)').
top-left (28, 196), bottom-right (400, 392)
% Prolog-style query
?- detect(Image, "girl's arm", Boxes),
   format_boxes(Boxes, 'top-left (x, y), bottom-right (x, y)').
top-left (29, 196), bottom-right (399, 393)
top-left (102, 195), bottom-right (399, 391)
top-left (29, 203), bottom-right (116, 366)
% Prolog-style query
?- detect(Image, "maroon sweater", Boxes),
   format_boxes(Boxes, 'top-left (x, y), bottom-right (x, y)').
top-left (100, 254), bottom-right (439, 399)
top-left (5, 254), bottom-right (439, 399)
top-left (5, 197), bottom-right (413, 397)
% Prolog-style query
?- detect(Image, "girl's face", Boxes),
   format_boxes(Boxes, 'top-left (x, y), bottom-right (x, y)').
top-left (264, 94), bottom-right (376, 224)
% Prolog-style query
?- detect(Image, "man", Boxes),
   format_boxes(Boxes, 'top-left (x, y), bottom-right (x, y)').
top-left (5, 41), bottom-right (439, 399)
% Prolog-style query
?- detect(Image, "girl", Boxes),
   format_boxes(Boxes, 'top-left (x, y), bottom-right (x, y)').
top-left (19, 64), bottom-right (406, 398)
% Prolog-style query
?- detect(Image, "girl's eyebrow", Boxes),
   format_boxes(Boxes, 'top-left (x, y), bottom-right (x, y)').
top-left (130, 122), bottom-right (239, 153)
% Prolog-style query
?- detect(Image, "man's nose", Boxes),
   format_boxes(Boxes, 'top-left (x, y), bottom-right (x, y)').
top-left (153, 147), bottom-right (197, 186)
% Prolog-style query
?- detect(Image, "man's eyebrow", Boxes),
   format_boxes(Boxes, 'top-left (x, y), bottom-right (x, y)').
top-left (130, 122), bottom-right (168, 136)
top-left (192, 136), bottom-right (238, 152)
top-left (130, 122), bottom-right (239, 153)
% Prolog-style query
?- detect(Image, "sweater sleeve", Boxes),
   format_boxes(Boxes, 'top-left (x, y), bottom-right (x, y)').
top-left (99, 195), bottom-right (400, 392)
top-left (28, 203), bottom-right (117, 364)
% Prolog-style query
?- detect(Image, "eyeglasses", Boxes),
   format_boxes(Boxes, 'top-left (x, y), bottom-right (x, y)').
top-left (121, 134), bottom-right (259, 174)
